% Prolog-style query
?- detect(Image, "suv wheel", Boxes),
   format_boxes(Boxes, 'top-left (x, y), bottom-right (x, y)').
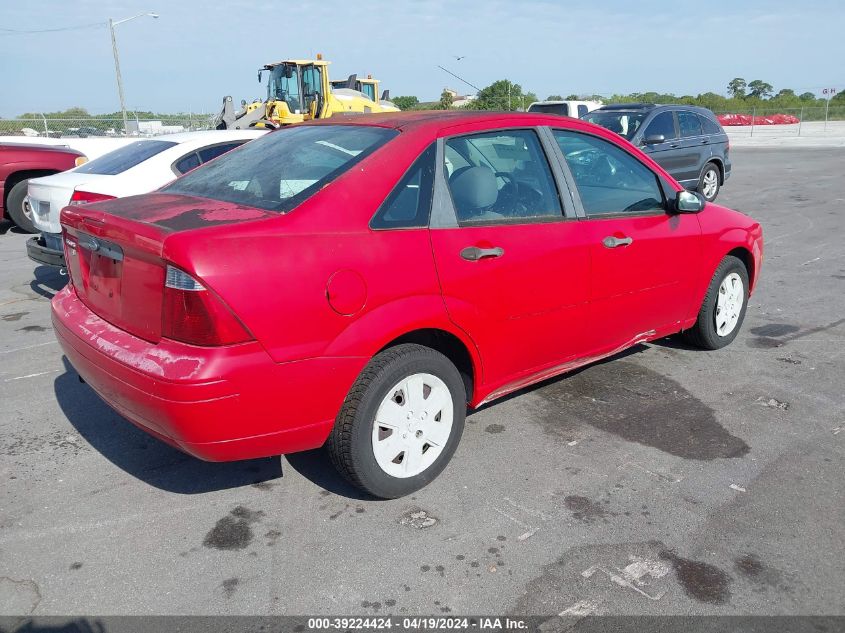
top-left (698, 162), bottom-right (721, 202)
top-left (327, 344), bottom-right (466, 498)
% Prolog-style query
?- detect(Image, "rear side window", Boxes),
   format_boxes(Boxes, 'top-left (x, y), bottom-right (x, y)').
top-left (74, 140), bottom-right (177, 175)
top-left (198, 141), bottom-right (243, 162)
top-left (678, 111), bottom-right (703, 137)
top-left (174, 152), bottom-right (201, 175)
top-left (643, 111), bottom-right (677, 139)
top-left (371, 144), bottom-right (435, 229)
top-left (554, 130), bottom-right (665, 216)
top-left (163, 125), bottom-right (398, 213)
top-left (698, 114), bottom-right (723, 135)
top-left (577, 105), bottom-right (588, 117)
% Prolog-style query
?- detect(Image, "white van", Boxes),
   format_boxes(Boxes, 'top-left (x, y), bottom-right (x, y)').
top-left (526, 100), bottom-right (602, 118)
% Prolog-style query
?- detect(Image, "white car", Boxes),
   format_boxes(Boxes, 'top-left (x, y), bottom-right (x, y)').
top-left (25, 129), bottom-right (266, 268)
top-left (526, 100), bottom-right (603, 118)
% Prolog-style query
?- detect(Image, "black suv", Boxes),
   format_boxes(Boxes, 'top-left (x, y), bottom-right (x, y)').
top-left (581, 104), bottom-right (730, 201)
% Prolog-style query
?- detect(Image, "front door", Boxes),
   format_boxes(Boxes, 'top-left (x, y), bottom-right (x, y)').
top-left (430, 128), bottom-right (591, 392)
top-left (639, 110), bottom-right (684, 180)
top-left (551, 128), bottom-right (702, 352)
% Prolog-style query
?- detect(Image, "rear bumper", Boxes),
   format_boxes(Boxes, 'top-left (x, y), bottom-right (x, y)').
top-left (51, 286), bottom-right (367, 461)
top-left (27, 234), bottom-right (65, 267)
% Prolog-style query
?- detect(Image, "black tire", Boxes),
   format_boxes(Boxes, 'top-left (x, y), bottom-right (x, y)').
top-left (327, 343), bottom-right (466, 499)
top-left (5, 179), bottom-right (38, 233)
top-left (698, 162), bottom-right (721, 202)
top-left (683, 255), bottom-right (749, 350)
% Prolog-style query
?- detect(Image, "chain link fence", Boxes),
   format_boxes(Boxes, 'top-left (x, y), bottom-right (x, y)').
top-left (0, 113), bottom-right (218, 139)
top-left (714, 105), bottom-right (845, 137)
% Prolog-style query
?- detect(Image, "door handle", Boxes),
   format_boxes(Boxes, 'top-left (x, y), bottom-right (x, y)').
top-left (701, 138), bottom-right (710, 144)
top-left (460, 246), bottom-right (504, 261)
top-left (602, 236), bottom-right (633, 248)
top-left (669, 143), bottom-right (680, 148)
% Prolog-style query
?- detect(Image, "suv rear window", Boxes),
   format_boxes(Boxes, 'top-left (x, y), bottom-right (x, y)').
top-left (74, 140), bottom-right (177, 175)
top-left (163, 125), bottom-right (397, 212)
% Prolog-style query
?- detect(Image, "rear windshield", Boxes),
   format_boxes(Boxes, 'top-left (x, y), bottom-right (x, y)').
top-left (162, 125), bottom-right (398, 212)
top-left (581, 111), bottom-right (647, 140)
top-left (74, 140), bottom-right (177, 175)
top-left (528, 103), bottom-right (569, 116)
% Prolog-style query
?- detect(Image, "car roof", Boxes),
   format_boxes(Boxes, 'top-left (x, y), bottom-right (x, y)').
top-left (298, 110), bottom-right (597, 134)
top-left (130, 129), bottom-right (265, 144)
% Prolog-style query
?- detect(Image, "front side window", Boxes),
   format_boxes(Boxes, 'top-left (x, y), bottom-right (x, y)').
top-left (268, 64), bottom-right (302, 114)
top-left (163, 125), bottom-right (397, 212)
top-left (444, 129), bottom-right (562, 224)
top-left (74, 140), bottom-right (177, 175)
top-left (553, 130), bottom-right (665, 216)
top-left (577, 105), bottom-right (588, 117)
top-left (643, 111), bottom-right (677, 140)
top-left (371, 144), bottom-right (435, 229)
top-left (678, 111), bottom-right (703, 137)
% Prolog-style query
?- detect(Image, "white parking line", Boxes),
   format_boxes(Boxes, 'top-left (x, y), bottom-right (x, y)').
top-left (3, 369), bottom-right (61, 382)
top-left (0, 340), bottom-right (57, 355)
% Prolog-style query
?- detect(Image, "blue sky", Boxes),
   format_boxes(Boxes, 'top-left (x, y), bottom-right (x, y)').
top-left (1, 0), bottom-right (843, 116)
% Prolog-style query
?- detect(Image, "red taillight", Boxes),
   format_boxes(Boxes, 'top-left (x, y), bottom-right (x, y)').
top-left (69, 189), bottom-right (116, 205)
top-left (161, 265), bottom-right (253, 346)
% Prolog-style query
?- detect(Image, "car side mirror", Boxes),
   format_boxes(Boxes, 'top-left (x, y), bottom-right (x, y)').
top-left (676, 190), bottom-right (705, 213)
top-left (643, 134), bottom-right (665, 145)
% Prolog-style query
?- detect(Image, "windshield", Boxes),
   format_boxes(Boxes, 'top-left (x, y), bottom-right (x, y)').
top-left (163, 125), bottom-right (398, 212)
top-left (267, 64), bottom-right (302, 114)
top-left (74, 140), bottom-right (177, 175)
top-left (582, 111), bottom-right (647, 140)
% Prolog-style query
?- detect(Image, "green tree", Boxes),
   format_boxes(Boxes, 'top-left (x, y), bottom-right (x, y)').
top-left (727, 78), bottom-right (747, 99)
top-left (799, 92), bottom-right (817, 101)
top-left (439, 90), bottom-right (454, 110)
top-left (392, 95), bottom-right (419, 111)
top-left (547, 94), bottom-right (564, 101)
top-left (831, 91), bottom-right (845, 103)
top-left (775, 88), bottom-right (796, 99)
top-left (747, 79), bottom-right (773, 99)
top-left (469, 79), bottom-right (536, 111)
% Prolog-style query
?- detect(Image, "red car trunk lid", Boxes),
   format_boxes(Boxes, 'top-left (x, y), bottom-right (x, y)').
top-left (61, 193), bottom-right (273, 342)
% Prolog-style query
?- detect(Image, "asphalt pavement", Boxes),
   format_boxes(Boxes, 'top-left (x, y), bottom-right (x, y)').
top-left (0, 148), bottom-right (843, 619)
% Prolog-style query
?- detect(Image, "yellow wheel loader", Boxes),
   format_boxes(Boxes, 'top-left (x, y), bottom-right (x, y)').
top-left (217, 57), bottom-right (398, 130)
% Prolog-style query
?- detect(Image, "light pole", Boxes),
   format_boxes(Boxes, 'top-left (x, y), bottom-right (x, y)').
top-left (109, 12), bottom-right (158, 135)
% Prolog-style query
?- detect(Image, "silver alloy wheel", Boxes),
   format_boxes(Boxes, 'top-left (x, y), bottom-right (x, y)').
top-left (715, 272), bottom-right (744, 337)
top-left (702, 168), bottom-right (719, 199)
top-left (371, 373), bottom-right (454, 478)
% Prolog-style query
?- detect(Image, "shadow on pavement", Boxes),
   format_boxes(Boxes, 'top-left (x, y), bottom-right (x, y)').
top-left (285, 448), bottom-right (375, 501)
top-left (29, 265), bottom-right (67, 300)
top-left (53, 357), bottom-right (282, 494)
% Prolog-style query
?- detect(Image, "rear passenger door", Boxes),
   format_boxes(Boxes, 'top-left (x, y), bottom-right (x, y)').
top-left (429, 127), bottom-right (592, 392)
top-left (675, 111), bottom-right (708, 185)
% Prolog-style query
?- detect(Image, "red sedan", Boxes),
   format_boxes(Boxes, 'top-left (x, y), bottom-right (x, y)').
top-left (52, 111), bottom-right (763, 498)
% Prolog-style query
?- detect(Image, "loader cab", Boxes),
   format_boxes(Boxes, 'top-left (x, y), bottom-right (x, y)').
top-left (264, 60), bottom-right (329, 122)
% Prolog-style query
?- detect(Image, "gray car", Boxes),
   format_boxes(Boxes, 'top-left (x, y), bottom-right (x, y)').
top-left (581, 103), bottom-right (731, 201)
